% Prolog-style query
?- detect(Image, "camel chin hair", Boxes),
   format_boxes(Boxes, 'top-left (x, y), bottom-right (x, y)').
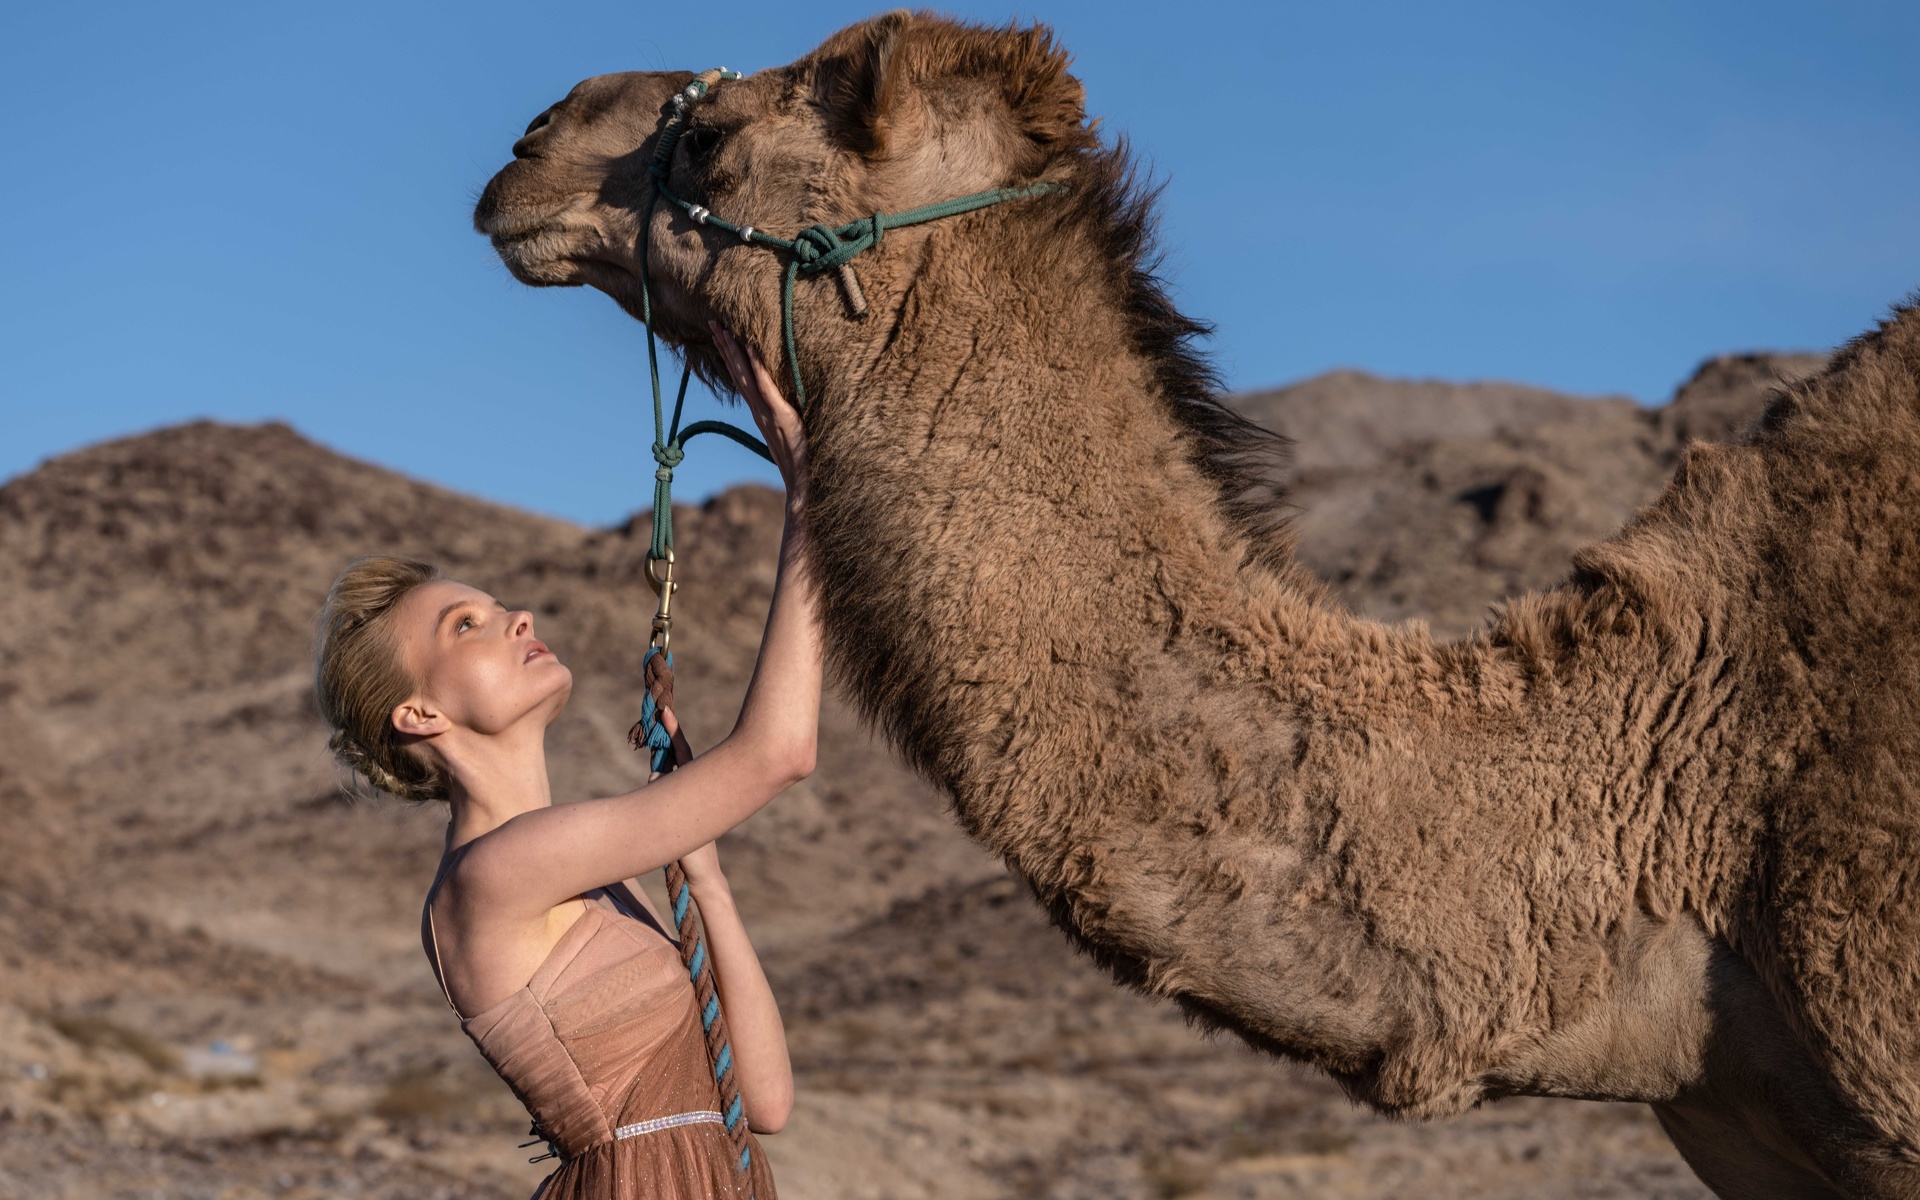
top-left (476, 13), bottom-right (1920, 1198)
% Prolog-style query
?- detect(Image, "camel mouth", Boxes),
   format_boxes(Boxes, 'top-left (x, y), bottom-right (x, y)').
top-left (490, 233), bottom-right (585, 287)
top-left (474, 202), bottom-right (572, 241)
top-left (474, 164), bottom-right (609, 286)
top-left (479, 206), bottom-right (602, 288)
top-left (473, 175), bottom-right (706, 340)
top-left (478, 208), bottom-right (699, 342)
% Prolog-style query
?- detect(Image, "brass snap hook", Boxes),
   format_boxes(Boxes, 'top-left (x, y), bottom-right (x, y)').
top-left (647, 550), bottom-right (677, 650)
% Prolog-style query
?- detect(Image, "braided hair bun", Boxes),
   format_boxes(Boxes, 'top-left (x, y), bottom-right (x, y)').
top-left (314, 556), bottom-right (449, 803)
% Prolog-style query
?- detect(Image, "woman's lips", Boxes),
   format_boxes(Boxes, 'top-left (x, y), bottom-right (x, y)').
top-left (525, 641), bottom-right (551, 662)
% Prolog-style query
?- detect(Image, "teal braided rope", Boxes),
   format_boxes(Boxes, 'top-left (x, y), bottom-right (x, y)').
top-left (662, 858), bottom-right (758, 1182)
top-left (635, 647), bottom-right (674, 772)
top-left (646, 659), bottom-right (758, 1193)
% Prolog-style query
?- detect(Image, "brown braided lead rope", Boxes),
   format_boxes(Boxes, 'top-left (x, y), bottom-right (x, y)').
top-left (643, 646), bottom-right (675, 715)
top-left (630, 652), bottom-right (758, 1196)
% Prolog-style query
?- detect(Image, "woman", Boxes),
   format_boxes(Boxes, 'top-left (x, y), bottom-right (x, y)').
top-left (312, 327), bottom-right (811, 1199)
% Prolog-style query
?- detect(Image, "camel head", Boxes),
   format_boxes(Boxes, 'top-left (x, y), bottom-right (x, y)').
top-left (474, 12), bottom-right (1096, 390)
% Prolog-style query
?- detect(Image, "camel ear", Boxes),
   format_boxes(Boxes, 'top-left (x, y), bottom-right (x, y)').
top-left (814, 10), bottom-right (917, 158)
top-left (815, 15), bottom-right (1088, 159)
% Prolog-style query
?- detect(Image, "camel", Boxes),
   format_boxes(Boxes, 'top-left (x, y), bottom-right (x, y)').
top-left (473, 14), bottom-right (1920, 1196)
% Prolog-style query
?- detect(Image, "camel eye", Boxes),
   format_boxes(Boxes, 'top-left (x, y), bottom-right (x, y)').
top-left (682, 127), bottom-right (723, 162)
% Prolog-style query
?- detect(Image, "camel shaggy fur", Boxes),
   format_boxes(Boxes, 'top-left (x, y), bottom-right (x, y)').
top-left (474, 14), bottom-right (1920, 1196)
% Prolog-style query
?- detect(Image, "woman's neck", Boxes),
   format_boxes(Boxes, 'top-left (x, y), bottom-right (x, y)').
top-left (441, 724), bottom-right (555, 847)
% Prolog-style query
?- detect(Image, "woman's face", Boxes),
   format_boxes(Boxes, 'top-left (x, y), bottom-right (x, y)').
top-left (389, 580), bottom-right (572, 740)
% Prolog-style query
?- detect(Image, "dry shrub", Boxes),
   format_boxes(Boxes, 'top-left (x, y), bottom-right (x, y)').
top-left (49, 1015), bottom-right (178, 1073)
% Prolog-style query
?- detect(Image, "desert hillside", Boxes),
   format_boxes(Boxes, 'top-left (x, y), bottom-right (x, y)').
top-left (0, 351), bottom-right (1820, 1199)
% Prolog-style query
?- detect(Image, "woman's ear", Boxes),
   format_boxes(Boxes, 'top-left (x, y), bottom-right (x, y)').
top-left (392, 698), bottom-right (450, 740)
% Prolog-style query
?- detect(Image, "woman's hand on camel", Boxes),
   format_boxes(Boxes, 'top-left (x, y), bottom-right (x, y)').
top-left (711, 323), bottom-right (807, 501)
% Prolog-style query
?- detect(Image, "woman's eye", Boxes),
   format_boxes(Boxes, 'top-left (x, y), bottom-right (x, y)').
top-left (456, 615), bottom-right (475, 633)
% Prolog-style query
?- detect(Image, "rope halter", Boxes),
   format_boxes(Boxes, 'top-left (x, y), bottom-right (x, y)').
top-left (633, 66), bottom-right (1066, 570)
top-left (619, 65), bottom-right (1067, 1200)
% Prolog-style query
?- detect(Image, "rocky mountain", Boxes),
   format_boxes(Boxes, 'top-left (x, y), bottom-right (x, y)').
top-left (1243, 352), bottom-right (1827, 635)
top-left (0, 350), bottom-right (1821, 1199)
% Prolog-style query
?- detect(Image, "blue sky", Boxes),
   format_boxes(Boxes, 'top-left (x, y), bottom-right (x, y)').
top-left (4, 1), bottom-right (1917, 526)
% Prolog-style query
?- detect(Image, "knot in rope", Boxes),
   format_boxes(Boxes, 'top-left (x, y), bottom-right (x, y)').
top-left (789, 218), bottom-right (885, 274)
top-left (649, 438), bottom-right (685, 560)
top-left (649, 457), bottom-right (677, 561)
top-left (644, 63), bottom-right (1063, 415)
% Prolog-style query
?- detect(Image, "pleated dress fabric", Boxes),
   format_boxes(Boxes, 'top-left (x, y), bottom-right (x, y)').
top-left (426, 884), bottom-right (776, 1200)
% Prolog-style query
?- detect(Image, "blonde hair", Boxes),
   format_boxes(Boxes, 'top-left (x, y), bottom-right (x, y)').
top-left (313, 556), bottom-right (448, 802)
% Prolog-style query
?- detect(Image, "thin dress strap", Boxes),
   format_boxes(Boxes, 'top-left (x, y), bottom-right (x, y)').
top-left (601, 881), bottom-right (680, 949)
top-left (422, 843), bottom-right (472, 1021)
top-left (422, 897), bottom-right (467, 1020)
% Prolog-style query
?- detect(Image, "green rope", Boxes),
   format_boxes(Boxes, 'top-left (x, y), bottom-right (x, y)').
top-left (639, 71), bottom-right (763, 562)
top-left (616, 67), bottom-right (1065, 1196)
top-left (654, 168), bottom-right (1063, 412)
top-left (634, 67), bottom-right (1065, 562)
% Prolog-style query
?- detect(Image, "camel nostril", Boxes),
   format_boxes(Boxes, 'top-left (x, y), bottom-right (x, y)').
top-left (512, 109), bottom-right (557, 158)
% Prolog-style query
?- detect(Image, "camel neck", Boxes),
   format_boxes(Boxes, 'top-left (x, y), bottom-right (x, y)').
top-left (795, 207), bottom-right (1742, 1108)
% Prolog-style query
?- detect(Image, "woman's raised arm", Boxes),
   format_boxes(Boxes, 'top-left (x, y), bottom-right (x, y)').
top-left (457, 327), bottom-right (820, 915)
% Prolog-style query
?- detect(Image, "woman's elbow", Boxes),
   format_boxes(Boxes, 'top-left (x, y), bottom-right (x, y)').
top-left (786, 741), bottom-right (816, 785)
top-left (748, 1087), bottom-right (793, 1134)
top-left (767, 738), bottom-right (814, 788)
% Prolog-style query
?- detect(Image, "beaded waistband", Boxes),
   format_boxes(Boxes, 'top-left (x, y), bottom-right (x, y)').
top-left (613, 1110), bottom-right (725, 1140)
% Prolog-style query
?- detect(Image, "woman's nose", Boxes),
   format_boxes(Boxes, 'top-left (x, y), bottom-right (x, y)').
top-left (510, 610), bottom-right (534, 637)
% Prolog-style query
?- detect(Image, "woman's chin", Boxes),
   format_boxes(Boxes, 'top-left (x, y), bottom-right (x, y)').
top-left (542, 667), bottom-right (575, 722)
